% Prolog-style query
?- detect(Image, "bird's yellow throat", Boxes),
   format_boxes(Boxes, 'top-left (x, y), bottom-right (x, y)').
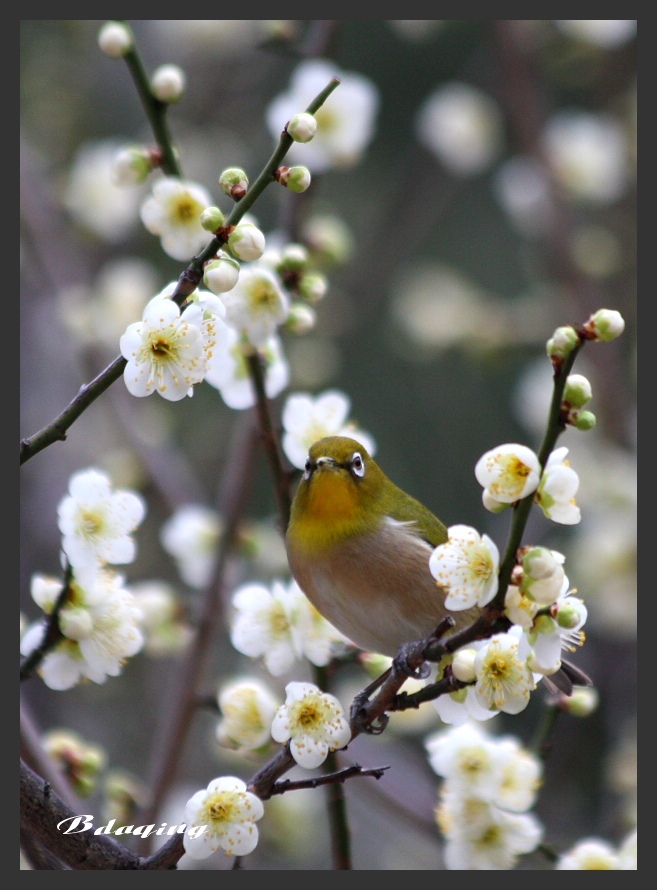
top-left (289, 468), bottom-right (370, 553)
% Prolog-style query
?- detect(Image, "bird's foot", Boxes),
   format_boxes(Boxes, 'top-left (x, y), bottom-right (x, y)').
top-left (348, 668), bottom-right (392, 733)
top-left (392, 616), bottom-right (456, 680)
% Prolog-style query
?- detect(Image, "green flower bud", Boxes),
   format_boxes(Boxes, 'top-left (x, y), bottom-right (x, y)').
top-left (298, 272), bottom-right (328, 303)
top-left (572, 409), bottom-right (597, 431)
top-left (561, 686), bottom-right (599, 717)
top-left (227, 222), bottom-right (265, 261)
top-left (534, 613), bottom-right (557, 635)
top-left (564, 373), bottom-right (593, 408)
top-left (219, 167), bottom-right (249, 200)
top-left (301, 214), bottom-right (353, 268)
top-left (285, 302), bottom-right (316, 335)
top-left (547, 325), bottom-right (579, 359)
top-left (287, 112), bottom-right (318, 143)
top-left (111, 146), bottom-right (153, 186)
top-left (584, 308), bottom-right (625, 342)
top-left (199, 206), bottom-right (226, 232)
top-left (203, 255), bottom-right (240, 294)
top-left (556, 602), bottom-right (582, 629)
top-left (275, 165), bottom-right (311, 193)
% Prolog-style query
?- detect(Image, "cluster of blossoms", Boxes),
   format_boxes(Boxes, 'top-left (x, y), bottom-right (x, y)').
top-left (184, 680), bottom-right (351, 860)
top-left (229, 577), bottom-right (347, 677)
top-left (426, 722), bottom-right (544, 869)
top-left (20, 469), bottom-right (146, 689)
top-left (425, 312), bottom-right (625, 722)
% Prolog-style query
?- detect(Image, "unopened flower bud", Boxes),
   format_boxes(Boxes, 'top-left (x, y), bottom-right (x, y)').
top-left (564, 374), bottom-right (593, 408)
top-left (533, 613), bottom-right (557, 635)
top-left (287, 112), bottom-right (318, 143)
top-left (302, 214), bottom-right (353, 268)
top-left (279, 244), bottom-right (309, 272)
top-left (203, 255), bottom-right (241, 294)
top-left (227, 222), bottom-right (265, 261)
top-left (98, 21), bottom-right (133, 57)
top-left (560, 685), bottom-right (599, 717)
top-left (285, 302), bottom-right (316, 335)
top-left (547, 325), bottom-right (580, 360)
top-left (583, 308), bottom-right (625, 342)
top-left (199, 206), bottom-right (226, 232)
top-left (298, 272), bottom-right (328, 303)
top-left (151, 64), bottom-right (186, 103)
top-left (112, 146), bottom-right (153, 186)
top-left (451, 648), bottom-right (477, 683)
top-left (570, 409), bottom-right (597, 431)
top-left (219, 167), bottom-right (249, 201)
top-left (555, 601), bottom-right (586, 630)
top-left (276, 165), bottom-right (312, 193)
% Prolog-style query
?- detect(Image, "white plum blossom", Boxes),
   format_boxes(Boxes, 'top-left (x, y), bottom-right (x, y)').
top-left (216, 677), bottom-right (280, 753)
top-left (437, 790), bottom-right (544, 870)
top-left (57, 468), bottom-right (145, 582)
top-left (271, 681), bottom-right (351, 768)
top-left (159, 504), bottom-right (222, 589)
top-left (266, 59), bottom-right (379, 173)
top-left (281, 389), bottom-right (376, 469)
top-left (183, 776), bottom-right (264, 859)
top-left (429, 721), bottom-right (544, 869)
top-left (205, 327), bottom-right (289, 410)
top-left (64, 139), bottom-right (144, 242)
top-left (220, 266), bottom-right (289, 347)
top-left (475, 443), bottom-right (542, 508)
top-left (429, 525), bottom-right (500, 610)
top-left (426, 722), bottom-right (542, 812)
top-left (527, 589), bottom-right (588, 675)
top-left (140, 176), bottom-right (213, 260)
top-left (119, 283), bottom-right (229, 401)
top-left (433, 684), bottom-right (500, 726)
top-left (542, 110), bottom-right (630, 205)
top-left (556, 837), bottom-right (622, 870)
top-left (21, 570), bottom-right (144, 690)
top-left (129, 581), bottom-right (192, 657)
top-left (229, 578), bottom-right (340, 676)
top-left (535, 446), bottom-right (581, 524)
top-left (416, 82), bottom-right (504, 176)
top-left (473, 628), bottom-right (536, 715)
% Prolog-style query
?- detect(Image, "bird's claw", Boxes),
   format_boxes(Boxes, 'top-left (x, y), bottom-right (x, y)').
top-left (349, 691), bottom-right (389, 734)
top-left (392, 640), bottom-right (431, 680)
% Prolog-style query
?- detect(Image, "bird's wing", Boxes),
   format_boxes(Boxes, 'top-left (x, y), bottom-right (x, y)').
top-left (386, 488), bottom-right (448, 548)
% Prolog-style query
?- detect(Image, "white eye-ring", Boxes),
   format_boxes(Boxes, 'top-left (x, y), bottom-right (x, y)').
top-left (351, 452), bottom-right (365, 477)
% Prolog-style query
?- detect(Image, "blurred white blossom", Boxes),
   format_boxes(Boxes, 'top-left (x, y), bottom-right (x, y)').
top-left (160, 504), bottom-right (222, 590)
top-left (542, 110), bottom-right (630, 204)
top-left (64, 139), bottom-right (145, 242)
top-left (416, 82), bottom-right (503, 176)
top-left (266, 59), bottom-right (379, 173)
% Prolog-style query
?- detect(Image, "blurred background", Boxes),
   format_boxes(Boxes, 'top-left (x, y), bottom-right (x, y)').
top-left (21, 21), bottom-right (636, 869)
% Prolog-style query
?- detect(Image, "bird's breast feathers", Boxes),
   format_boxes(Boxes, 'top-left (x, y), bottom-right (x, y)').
top-left (286, 516), bottom-right (454, 656)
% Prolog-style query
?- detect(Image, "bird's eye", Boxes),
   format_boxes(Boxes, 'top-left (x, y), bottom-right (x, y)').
top-left (351, 452), bottom-right (365, 477)
top-left (303, 458), bottom-right (312, 480)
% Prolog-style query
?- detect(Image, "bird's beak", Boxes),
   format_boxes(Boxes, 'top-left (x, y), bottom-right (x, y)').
top-left (315, 456), bottom-right (338, 469)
